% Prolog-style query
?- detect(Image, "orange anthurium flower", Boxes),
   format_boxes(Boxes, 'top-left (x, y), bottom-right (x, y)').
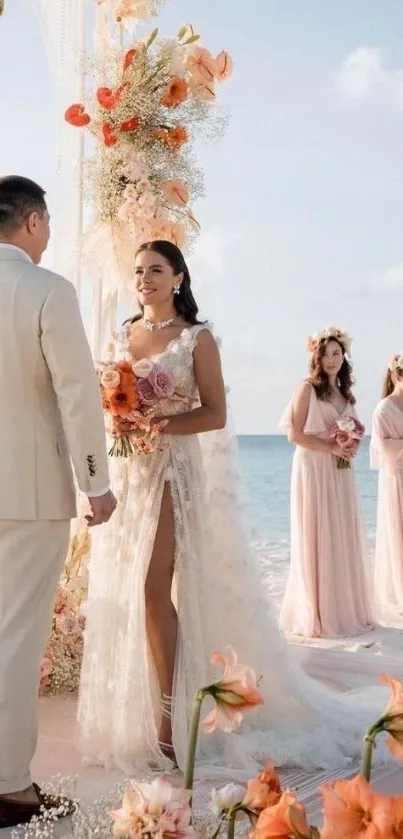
top-left (97, 85), bottom-right (128, 111)
top-left (102, 123), bottom-right (118, 147)
top-left (120, 116), bottom-right (141, 133)
top-left (123, 48), bottom-right (137, 71)
top-left (215, 50), bottom-right (234, 82)
top-left (65, 104), bottom-right (91, 127)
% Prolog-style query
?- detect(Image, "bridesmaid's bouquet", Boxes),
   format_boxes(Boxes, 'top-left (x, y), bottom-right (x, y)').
top-left (97, 358), bottom-right (175, 457)
top-left (331, 417), bottom-right (365, 469)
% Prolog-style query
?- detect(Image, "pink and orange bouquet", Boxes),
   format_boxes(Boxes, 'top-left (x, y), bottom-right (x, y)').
top-left (330, 416), bottom-right (365, 469)
top-left (98, 357), bottom-right (177, 456)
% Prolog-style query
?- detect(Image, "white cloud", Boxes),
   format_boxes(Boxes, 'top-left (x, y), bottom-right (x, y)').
top-left (336, 47), bottom-right (403, 109)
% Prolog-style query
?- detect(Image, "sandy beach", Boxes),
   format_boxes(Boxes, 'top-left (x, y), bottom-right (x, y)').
top-left (1, 616), bottom-right (402, 838)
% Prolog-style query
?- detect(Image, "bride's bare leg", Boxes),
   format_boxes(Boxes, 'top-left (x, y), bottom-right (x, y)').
top-left (145, 482), bottom-right (177, 759)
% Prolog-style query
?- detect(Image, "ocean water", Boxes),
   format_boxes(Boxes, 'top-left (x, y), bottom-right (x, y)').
top-left (237, 436), bottom-right (377, 607)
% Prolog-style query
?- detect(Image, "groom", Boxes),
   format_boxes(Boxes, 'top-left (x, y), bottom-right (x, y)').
top-left (0, 176), bottom-right (116, 828)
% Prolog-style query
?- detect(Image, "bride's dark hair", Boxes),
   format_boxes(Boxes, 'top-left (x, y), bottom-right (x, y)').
top-left (128, 240), bottom-right (202, 325)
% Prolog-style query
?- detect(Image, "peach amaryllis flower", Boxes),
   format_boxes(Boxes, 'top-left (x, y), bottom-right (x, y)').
top-left (389, 794), bottom-right (403, 838)
top-left (251, 791), bottom-right (313, 839)
top-left (362, 674), bottom-right (403, 780)
top-left (155, 126), bottom-right (188, 149)
top-left (161, 76), bottom-right (189, 108)
top-left (184, 647), bottom-right (264, 794)
top-left (320, 775), bottom-right (393, 839)
top-left (243, 762), bottom-right (282, 813)
top-left (200, 646), bottom-right (264, 734)
top-left (378, 674), bottom-right (403, 760)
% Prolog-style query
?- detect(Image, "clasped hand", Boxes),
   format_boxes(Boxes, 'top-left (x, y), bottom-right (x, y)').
top-left (331, 439), bottom-right (359, 460)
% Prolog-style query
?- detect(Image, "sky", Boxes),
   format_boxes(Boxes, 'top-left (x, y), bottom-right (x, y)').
top-left (1, 0), bottom-right (403, 432)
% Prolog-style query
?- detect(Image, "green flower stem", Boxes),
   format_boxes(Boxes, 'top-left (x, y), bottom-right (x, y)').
top-left (227, 813), bottom-right (236, 839)
top-left (362, 728), bottom-right (378, 781)
top-left (184, 689), bottom-right (207, 794)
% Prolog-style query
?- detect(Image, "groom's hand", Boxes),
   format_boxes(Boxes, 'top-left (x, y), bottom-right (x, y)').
top-left (86, 489), bottom-right (117, 527)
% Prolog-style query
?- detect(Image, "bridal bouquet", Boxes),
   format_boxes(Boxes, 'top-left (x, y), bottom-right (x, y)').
top-left (331, 417), bottom-right (365, 469)
top-left (98, 357), bottom-right (175, 456)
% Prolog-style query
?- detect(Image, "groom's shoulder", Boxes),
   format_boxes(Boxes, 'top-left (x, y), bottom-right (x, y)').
top-left (29, 263), bottom-right (76, 298)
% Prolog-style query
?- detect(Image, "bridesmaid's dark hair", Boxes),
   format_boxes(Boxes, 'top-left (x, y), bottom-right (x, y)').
top-left (309, 337), bottom-right (356, 404)
top-left (128, 240), bottom-right (202, 325)
top-left (382, 357), bottom-right (403, 398)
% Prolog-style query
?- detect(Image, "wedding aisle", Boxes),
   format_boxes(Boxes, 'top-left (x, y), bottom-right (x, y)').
top-left (3, 638), bottom-right (403, 838)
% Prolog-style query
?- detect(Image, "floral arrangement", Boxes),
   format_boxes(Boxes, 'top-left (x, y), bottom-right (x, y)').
top-left (40, 526), bottom-right (90, 694)
top-left (65, 22), bottom-right (233, 255)
top-left (109, 651), bottom-right (403, 839)
top-left (331, 417), bottom-right (365, 469)
top-left (97, 349), bottom-right (189, 456)
top-left (307, 327), bottom-right (352, 356)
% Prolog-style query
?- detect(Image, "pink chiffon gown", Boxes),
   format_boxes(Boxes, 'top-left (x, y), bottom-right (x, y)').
top-left (279, 383), bottom-right (374, 638)
top-left (372, 398), bottom-right (403, 615)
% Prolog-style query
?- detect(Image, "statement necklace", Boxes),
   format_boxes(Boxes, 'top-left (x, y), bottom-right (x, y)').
top-left (142, 316), bottom-right (176, 332)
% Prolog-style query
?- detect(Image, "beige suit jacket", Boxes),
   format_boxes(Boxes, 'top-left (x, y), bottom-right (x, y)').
top-left (0, 247), bottom-right (109, 520)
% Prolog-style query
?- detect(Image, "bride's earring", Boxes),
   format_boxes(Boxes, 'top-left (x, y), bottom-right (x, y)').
top-left (173, 284), bottom-right (180, 295)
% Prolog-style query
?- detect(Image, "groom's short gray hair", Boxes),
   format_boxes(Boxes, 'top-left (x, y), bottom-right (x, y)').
top-left (0, 176), bottom-right (47, 233)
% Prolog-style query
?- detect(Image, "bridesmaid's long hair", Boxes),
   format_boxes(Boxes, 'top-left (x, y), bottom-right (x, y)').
top-left (129, 240), bottom-right (202, 325)
top-left (382, 357), bottom-right (403, 398)
top-left (309, 337), bottom-right (356, 404)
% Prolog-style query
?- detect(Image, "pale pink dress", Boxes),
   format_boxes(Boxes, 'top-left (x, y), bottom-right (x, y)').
top-left (372, 398), bottom-right (403, 615)
top-left (280, 384), bottom-right (374, 638)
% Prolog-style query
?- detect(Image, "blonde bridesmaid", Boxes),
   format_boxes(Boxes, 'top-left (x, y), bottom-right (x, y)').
top-left (280, 327), bottom-right (374, 638)
top-left (371, 355), bottom-right (403, 616)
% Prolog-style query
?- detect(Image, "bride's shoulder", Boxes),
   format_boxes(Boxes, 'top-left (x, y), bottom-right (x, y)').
top-left (186, 321), bottom-right (219, 352)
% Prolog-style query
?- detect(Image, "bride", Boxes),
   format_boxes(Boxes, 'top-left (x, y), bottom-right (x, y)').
top-left (78, 239), bottom-right (391, 780)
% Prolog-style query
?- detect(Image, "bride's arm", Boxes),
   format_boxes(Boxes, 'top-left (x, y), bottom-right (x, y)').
top-left (287, 382), bottom-right (341, 455)
top-left (156, 330), bottom-right (227, 435)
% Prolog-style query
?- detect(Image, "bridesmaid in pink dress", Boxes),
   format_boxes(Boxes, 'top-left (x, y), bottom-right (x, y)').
top-left (280, 327), bottom-right (374, 638)
top-left (372, 355), bottom-right (403, 615)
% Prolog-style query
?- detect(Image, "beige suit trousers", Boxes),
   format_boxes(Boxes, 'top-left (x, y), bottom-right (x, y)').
top-left (0, 520), bottom-right (70, 794)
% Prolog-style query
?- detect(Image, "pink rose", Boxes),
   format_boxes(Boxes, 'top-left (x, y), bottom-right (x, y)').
top-left (148, 366), bottom-right (175, 399)
top-left (136, 377), bottom-right (157, 405)
top-left (336, 430), bottom-right (350, 446)
top-left (353, 419), bottom-right (365, 439)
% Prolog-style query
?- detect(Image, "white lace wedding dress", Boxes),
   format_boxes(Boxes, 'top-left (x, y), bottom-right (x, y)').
top-left (77, 324), bottom-right (391, 781)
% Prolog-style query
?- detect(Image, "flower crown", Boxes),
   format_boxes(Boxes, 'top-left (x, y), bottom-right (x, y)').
top-left (307, 326), bottom-right (352, 355)
top-left (389, 355), bottom-right (403, 373)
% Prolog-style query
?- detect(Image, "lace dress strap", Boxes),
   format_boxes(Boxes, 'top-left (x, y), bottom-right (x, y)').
top-left (183, 322), bottom-right (214, 353)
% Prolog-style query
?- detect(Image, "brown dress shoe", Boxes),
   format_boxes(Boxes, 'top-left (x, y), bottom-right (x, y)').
top-left (0, 783), bottom-right (75, 829)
